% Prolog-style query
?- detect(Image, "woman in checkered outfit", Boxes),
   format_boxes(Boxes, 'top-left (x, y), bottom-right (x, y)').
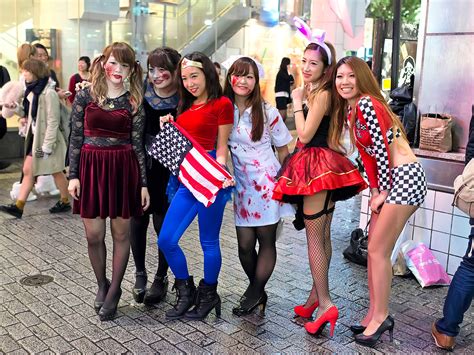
top-left (332, 56), bottom-right (427, 347)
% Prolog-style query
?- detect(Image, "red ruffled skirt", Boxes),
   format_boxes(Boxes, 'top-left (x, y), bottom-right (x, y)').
top-left (273, 145), bottom-right (367, 203)
top-left (73, 144), bottom-right (143, 219)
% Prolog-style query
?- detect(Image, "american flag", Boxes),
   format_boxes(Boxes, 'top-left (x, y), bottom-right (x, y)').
top-left (147, 121), bottom-right (233, 207)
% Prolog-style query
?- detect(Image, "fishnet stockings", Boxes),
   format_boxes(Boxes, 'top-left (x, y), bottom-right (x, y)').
top-left (304, 209), bottom-right (335, 318)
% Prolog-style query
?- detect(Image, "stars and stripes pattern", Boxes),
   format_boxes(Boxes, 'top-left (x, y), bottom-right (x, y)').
top-left (147, 121), bottom-right (233, 207)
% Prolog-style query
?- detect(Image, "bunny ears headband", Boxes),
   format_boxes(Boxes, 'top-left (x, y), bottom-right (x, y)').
top-left (293, 17), bottom-right (332, 65)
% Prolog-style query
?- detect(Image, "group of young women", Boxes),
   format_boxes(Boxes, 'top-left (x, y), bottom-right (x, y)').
top-left (26, 35), bottom-right (425, 347)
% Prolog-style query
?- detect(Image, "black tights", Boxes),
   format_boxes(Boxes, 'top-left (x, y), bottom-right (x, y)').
top-left (130, 212), bottom-right (169, 288)
top-left (236, 222), bottom-right (278, 300)
top-left (84, 218), bottom-right (129, 308)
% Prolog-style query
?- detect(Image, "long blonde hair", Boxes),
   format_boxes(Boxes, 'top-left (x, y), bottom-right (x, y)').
top-left (330, 56), bottom-right (406, 152)
top-left (90, 42), bottom-right (143, 113)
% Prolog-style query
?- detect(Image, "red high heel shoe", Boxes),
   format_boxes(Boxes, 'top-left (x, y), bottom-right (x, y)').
top-left (294, 300), bottom-right (319, 318)
top-left (304, 306), bottom-right (339, 337)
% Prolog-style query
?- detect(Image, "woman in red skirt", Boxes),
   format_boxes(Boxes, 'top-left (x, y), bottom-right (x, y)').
top-left (273, 39), bottom-right (366, 336)
top-left (68, 42), bottom-right (150, 321)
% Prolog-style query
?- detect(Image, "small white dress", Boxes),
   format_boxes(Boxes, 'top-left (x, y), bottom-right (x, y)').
top-left (229, 103), bottom-right (295, 227)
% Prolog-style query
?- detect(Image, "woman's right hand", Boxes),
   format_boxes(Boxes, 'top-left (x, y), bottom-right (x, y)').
top-left (18, 117), bottom-right (27, 127)
top-left (292, 87), bottom-right (304, 104)
top-left (68, 178), bottom-right (81, 200)
top-left (159, 113), bottom-right (174, 129)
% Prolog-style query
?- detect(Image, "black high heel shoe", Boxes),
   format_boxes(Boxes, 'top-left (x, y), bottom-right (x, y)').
top-left (350, 324), bottom-right (366, 335)
top-left (132, 270), bottom-right (147, 303)
top-left (98, 289), bottom-right (122, 321)
top-left (232, 291), bottom-right (268, 316)
top-left (94, 279), bottom-right (110, 314)
top-left (354, 316), bottom-right (394, 347)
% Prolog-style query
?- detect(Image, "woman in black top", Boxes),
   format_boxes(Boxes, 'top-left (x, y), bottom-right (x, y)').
top-left (130, 47), bottom-right (181, 305)
top-left (274, 57), bottom-right (294, 121)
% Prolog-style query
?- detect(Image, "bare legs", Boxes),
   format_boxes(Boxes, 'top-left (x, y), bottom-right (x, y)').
top-left (52, 171), bottom-right (69, 201)
top-left (17, 156), bottom-right (34, 202)
top-left (360, 203), bottom-right (417, 335)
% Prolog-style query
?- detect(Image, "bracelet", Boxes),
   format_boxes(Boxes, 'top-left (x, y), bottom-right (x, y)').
top-left (294, 109), bottom-right (303, 114)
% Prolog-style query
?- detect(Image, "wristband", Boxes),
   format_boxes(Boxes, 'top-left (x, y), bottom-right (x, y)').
top-left (294, 109), bottom-right (303, 114)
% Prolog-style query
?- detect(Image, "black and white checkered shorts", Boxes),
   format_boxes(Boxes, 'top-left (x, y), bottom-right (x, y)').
top-left (385, 162), bottom-right (427, 206)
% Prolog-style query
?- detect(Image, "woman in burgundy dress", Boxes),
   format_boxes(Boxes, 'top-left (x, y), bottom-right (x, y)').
top-left (68, 42), bottom-right (150, 321)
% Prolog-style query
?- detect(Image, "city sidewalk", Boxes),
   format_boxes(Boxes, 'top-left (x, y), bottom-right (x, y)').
top-left (0, 162), bottom-right (472, 354)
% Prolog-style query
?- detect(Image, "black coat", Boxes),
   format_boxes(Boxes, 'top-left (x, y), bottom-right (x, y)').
top-left (466, 105), bottom-right (474, 165)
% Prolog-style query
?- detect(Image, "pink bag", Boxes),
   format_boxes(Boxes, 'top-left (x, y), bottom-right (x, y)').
top-left (401, 241), bottom-right (451, 288)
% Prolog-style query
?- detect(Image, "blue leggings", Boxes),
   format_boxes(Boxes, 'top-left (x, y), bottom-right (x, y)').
top-left (158, 184), bottom-right (227, 284)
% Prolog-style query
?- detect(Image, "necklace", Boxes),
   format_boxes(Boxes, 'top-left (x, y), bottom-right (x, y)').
top-left (106, 90), bottom-right (126, 109)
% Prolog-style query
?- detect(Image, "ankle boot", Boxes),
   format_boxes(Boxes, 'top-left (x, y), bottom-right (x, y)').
top-left (143, 275), bottom-right (169, 305)
top-left (185, 279), bottom-right (221, 320)
top-left (165, 276), bottom-right (196, 319)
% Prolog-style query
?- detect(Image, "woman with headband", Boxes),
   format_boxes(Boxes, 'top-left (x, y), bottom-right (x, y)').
top-left (273, 24), bottom-right (366, 336)
top-left (158, 52), bottom-right (234, 320)
top-left (68, 42), bottom-right (150, 321)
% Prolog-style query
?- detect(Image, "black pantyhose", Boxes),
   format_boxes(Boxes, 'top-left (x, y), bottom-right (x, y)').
top-left (236, 223), bottom-right (278, 302)
top-left (130, 212), bottom-right (169, 290)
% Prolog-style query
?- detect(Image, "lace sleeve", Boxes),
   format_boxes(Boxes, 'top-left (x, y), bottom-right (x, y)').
top-left (131, 105), bottom-right (147, 187)
top-left (68, 89), bottom-right (88, 180)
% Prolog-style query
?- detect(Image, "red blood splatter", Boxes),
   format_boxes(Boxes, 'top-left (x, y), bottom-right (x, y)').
top-left (252, 180), bottom-right (262, 191)
top-left (262, 193), bottom-right (268, 199)
top-left (248, 198), bottom-right (252, 205)
top-left (104, 63), bottom-right (114, 78)
top-left (252, 160), bottom-right (261, 168)
top-left (161, 73), bottom-right (170, 80)
top-left (270, 116), bottom-right (279, 128)
top-left (239, 207), bottom-right (249, 219)
top-left (231, 75), bottom-right (239, 86)
top-left (254, 212), bottom-right (261, 219)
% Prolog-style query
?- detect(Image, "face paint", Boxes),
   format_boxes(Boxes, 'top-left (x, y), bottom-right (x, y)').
top-left (104, 63), bottom-right (115, 78)
top-left (231, 75), bottom-right (239, 87)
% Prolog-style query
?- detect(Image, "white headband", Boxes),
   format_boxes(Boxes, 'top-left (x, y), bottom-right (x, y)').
top-left (294, 17), bottom-right (332, 65)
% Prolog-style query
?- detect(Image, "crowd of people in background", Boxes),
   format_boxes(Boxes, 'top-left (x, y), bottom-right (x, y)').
top-left (0, 32), bottom-right (469, 351)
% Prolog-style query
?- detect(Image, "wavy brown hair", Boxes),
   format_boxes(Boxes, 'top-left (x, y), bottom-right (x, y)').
top-left (22, 59), bottom-right (50, 80)
top-left (90, 42), bottom-right (143, 113)
top-left (329, 56), bottom-right (406, 152)
top-left (17, 43), bottom-right (36, 69)
top-left (224, 57), bottom-right (265, 142)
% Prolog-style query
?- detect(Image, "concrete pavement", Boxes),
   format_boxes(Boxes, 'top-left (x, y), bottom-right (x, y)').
top-left (0, 161), bottom-right (472, 353)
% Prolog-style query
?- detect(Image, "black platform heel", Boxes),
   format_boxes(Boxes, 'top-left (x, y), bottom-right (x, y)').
top-left (132, 270), bottom-right (147, 304)
top-left (354, 316), bottom-right (394, 347)
top-left (232, 291), bottom-right (268, 316)
top-left (98, 289), bottom-right (122, 321)
top-left (93, 279), bottom-right (110, 314)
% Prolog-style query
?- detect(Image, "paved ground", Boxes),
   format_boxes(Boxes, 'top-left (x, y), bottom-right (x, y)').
top-left (0, 161), bottom-right (473, 354)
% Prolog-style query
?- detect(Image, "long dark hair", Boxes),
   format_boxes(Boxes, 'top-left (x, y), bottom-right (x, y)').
top-left (330, 56), bottom-right (406, 152)
top-left (177, 52), bottom-right (222, 114)
top-left (279, 57), bottom-right (291, 72)
top-left (224, 57), bottom-right (264, 142)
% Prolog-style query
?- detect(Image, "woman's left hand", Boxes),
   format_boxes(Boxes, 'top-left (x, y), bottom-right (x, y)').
top-left (292, 87), bottom-right (304, 103)
top-left (141, 187), bottom-right (150, 211)
top-left (222, 178), bottom-right (235, 188)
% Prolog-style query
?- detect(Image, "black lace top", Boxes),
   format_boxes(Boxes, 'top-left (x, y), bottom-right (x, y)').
top-left (68, 88), bottom-right (147, 186)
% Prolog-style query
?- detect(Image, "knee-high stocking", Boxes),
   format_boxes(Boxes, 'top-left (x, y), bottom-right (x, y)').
top-left (152, 212), bottom-right (169, 278)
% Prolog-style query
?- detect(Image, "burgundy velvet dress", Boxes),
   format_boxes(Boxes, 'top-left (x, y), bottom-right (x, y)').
top-left (68, 88), bottom-right (147, 219)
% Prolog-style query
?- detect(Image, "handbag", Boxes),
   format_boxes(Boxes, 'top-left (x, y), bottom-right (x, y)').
top-left (453, 158), bottom-right (474, 217)
top-left (343, 220), bottom-right (369, 266)
top-left (419, 113), bottom-right (453, 152)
